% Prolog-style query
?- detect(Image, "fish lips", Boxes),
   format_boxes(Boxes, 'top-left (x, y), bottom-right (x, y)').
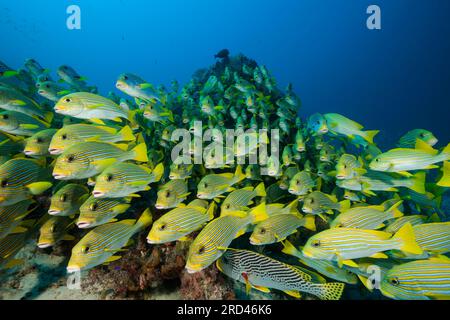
top-left (76, 221), bottom-right (92, 229)
top-left (66, 265), bottom-right (81, 273)
top-left (52, 173), bottom-right (68, 180)
top-left (23, 150), bottom-right (36, 156)
top-left (92, 191), bottom-right (105, 198)
top-left (48, 209), bottom-right (61, 215)
top-left (48, 148), bottom-right (63, 155)
top-left (155, 204), bottom-right (167, 210)
top-left (37, 242), bottom-right (53, 249)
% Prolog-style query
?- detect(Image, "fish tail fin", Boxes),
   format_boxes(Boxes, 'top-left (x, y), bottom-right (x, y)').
top-left (393, 223), bottom-right (423, 255)
top-left (338, 200), bottom-right (351, 212)
top-left (206, 201), bottom-right (216, 221)
top-left (134, 208), bottom-right (153, 232)
top-left (254, 182), bottom-right (266, 197)
top-left (249, 202), bottom-right (268, 223)
top-left (409, 171), bottom-right (426, 194)
top-left (281, 239), bottom-right (301, 257)
top-left (234, 165), bottom-right (246, 183)
top-left (314, 282), bottom-right (345, 300)
top-left (119, 125), bottom-right (135, 142)
top-left (152, 162), bottom-right (165, 182)
top-left (302, 214), bottom-right (316, 231)
top-left (386, 200), bottom-right (404, 219)
top-left (441, 143), bottom-right (450, 159)
top-left (131, 143), bottom-right (148, 162)
top-left (363, 130), bottom-right (379, 144)
top-left (437, 161), bottom-right (450, 187)
top-left (44, 111), bottom-right (54, 123)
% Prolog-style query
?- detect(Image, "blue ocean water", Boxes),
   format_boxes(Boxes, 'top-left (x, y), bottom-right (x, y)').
top-left (1, 0), bottom-right (449, 147)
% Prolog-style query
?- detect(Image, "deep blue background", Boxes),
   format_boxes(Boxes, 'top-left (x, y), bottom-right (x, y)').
top-left (1, 0), bottom-right (449, 148)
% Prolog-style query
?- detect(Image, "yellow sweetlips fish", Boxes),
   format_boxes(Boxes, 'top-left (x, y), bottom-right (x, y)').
top-left (37, 216), bottom-right (75, 249)
top-left (369, 140), bottom-right (450, 173)
top-left (52, 141), bottom-right (148, 180)
top-left (147, 201), bottom-right (216, 244)
top-left (48, 183), bottom-right (90, 216)
top-left (169, 158), bottom-right (193, 180)
top-left (0, 85), bottom-right (53, 122)
top-left (288, 171), bottom-right (316, 196)
top-left (54, 92), bottom-right (130, 125)
top-left (0, 111), bottom-right (51, 136)
top-left (77, 196), bottom-right (131, 229)
top-left (281, 240), bottom-right (358, 285)
top-left (185, 203), bottom-right (267, 273)
top-left (330, 201), bottom-right (404, 229)
top-left (48, 124), bottom-right (135, 155)
top-left (24, 129), bottom-right (57, 157)
top-left (220, 182), bottom-right (266, 215)
top-left (216, 248), bottom-right (345, 300)
top-left (397, 129), bottom-right (438, 148)
top-left (155, 179), bottom-right (190, 209)
top-left (250, 212), bottom-right (316, 245)
top-left (278, 167), bottom-right (299, 190)
top-left (196, 165), bottom-right (246, 200)
top-left (335, 154), bottom-right (366, 180)
top-left (115, 73), bottom-right (160, 102)
top-left (384, 215), bottom-right (427, 234)
top-left (142, 101), bottom-right (174, 124)
top-left (0, 159), bottom-right (52, 206)
top-left (92, 162), bottom-right (164, 198)
top-left (0, 199), bottom-right (35, 240)
top-left (380, 257), bottom-right (450, 300)
top-left (323, 113), bottom-right (379, 144)
top-left (302, 223), bottom-right (423, 267)
top-left (411, 222), bottom-right (450, 255)
top-left (302, 191), bottom-right (350, 218)
top-left (67, 209), bottom-right (152, 273)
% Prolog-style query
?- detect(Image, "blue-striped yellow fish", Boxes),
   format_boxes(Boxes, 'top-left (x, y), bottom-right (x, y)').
top-left (0, 200), bottom-right (35, 240)
top-left (54, 92), bottom-right (129, 125)
top-left (281, 240), bottom-right (358, 285)
top-left (250, 213), bottom-right (316, 245)
top-left (185, 203), bottom-right (267, 273)
top-left (335, 154), bottom-right (366, 179)
top-left (48, 124), bottom-right (135, 155)
top-left (0, 159), bottom-right (52, 206)
top-left (370, 140), bottom-right (450, 173)
top-left (413, 222), bottom-right (450, 255)
top-left (397, 129), bottom-right (438, 148)
top-left (92, 162), bottom-right (164, 198)
top-left (37, 216), bottom-right (75, 248)
top-left (216, 248), bottom-right (345, 300)
top-left (0, 111), bottom-right (50, 136)
top-left (52, 142), bottom-right (148, 180)
top-left (288, 171), bottom-right (316, 196)
top-left (77, 196), bottom-right (131, 229)
top-left (220, 182), bottom-right (266, 215)
top-left (24, 129), bottom-right (57, 157)
top-left (196, 165), bottom-right (246, 199)
top-left (330, 201), bottom-right (404, 229)
top-left (147, 201), bottom-right (216, 244)
top-left (380, 257), bottom-right (450, 300)
top-left (302, 191), bottom-right (350, 218)
top-left (48, 184), bottom-right (89, 216)
top-left (67, 209), bottom-right (153, 272)
top-left (385, 215), bottom-right (427, 233)
top-left (169, 160), bottom-right (193, 180)
top-left (156, 179), bottom-right (190, 209)
top-left (323, 113), bottom-right (379, 144)
top-left (302, 223), bottom-right (423, 267)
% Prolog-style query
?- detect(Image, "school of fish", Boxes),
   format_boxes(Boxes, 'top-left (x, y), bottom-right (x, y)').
top-left (0, 52), bottom-right (449, 300)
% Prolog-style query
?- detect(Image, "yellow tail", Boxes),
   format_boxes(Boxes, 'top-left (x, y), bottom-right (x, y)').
top-left (234, 165), bottom-right (246, 183)
top-left (302, 214), bottom-right (316, 232)
top-left (152, 162), bottom-right (165, 182)
top-left (316, 282), bottom-right (345, 300)
top-left (437, 161), bottom-right (450, 187)
top-left (119, 125), bottom-right (135, 142)
top-left (393, 223), bottom-right (423, 255)
top-left (254, 182), bottom-right (266, 197)
top-left (135, 208), bottom-right (153, 232)
top-left (363, 130), bottom-right (379, 144)
top-left (131, 143), bottom-right (148, 162)
top-left (386, 200), bottom-right (404, 219)
top-left (249, 202), bottom-right (268, 223)
top-left (281, 240), bottom-right (301, 257)
top-left (409, 171), bottom-right (426, 194)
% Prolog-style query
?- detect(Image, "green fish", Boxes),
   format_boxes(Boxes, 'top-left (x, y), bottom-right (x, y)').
top-left (196, 165), bottom-right (246, 200)
top-left (0, 200), bottom-right (35, 240)
top-left (155, 179), bottom-right (190, 209)
top-left (92, 162), bottom-right (164, 198)
top-left (288, 171), bottom-right (316, 196)
top-left (23, 129), bottom-right (57, 157)
top-left (67, 209), bottom-right (153, 272)
top-left (385, 215), bottom-right (427, 234)
top-left (397, 129), bottom-right (438, 148)
top-left (52, 142), bottom-right (148, 180)
top-left (302, 191), bottom-right (350, 217)
top-left (37, 216), bottom-right (75, 248)
top-left (335, 154), bottom-right (366, 180)
top-left (0, 111), bottom-right (50, 136)
top-left (323, 113), bottom-right (379, 144)
top-left (77, 196), bottom-right (131, 229)
top-left (48, 183), bottom-right (90, 216)
top-left (220, 182), bottom-right (266, 215)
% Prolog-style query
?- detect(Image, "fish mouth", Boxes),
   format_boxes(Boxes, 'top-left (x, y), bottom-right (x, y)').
top-left (196, 193), bottom-right (207, 199)
top-left (23, 150), bottom-right (35, 156)
top-left (288, 189), bottom-right (298, 195)
top-left (92, 191), bottom-right (105, 198)
top-left (319, 128), bottom-right (328, 133)
top-left (146, 237), bottom-right (159, 244)
top-left (302, 207), bottom-right (312, 213)
top-left (76, 221), bottom-right (91, 229)
top-left (336, 174), bottom-right (345, 179)
top-left (48, 209), bottom-right (61, 215)
top-left (185, 266), bottom-right (201, 274)
top-left (297, 147), bottom-right (305, 152)
top-left (37, 243), bottom-right (52, 249)
top-left (429, 138), bottom-right (438, 146)
top-left (155, 204), bottom-right (166, 210)
top-left (169, 175), bottom-right (176, 179)
top-left (52, 173), bottom-right (67, 180)
top-left (48, 148), bottom-right (62, 155)
top-left (66, 266), bottom-right (81, 273)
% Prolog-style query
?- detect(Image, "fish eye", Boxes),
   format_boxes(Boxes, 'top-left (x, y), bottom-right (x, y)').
top-left (420, 133), bottom-right (425, 137)
top-left (61, 134), bottom-right (67, 140)
top-left (60, 194), bottom-right (67, 202)
top-left (295, 179), bottom-right (300, 185)
top-left (50, 225), bottom-right (56, 232)
top-left (81, 246), bottom-right (90, 253)
top-left (1, 179), bottom-right (8, 188)
top-left (165, 190), bottom-right (171, 197)
top-left (65, 98), bottom-right (71, 103)
top-left (343, 164), bottom-right (347, 169)
top-left (310, 198), bottom-right (314, 203)
top-left (3, 114), bottom-right (9, 120)
top-left (45, 84), bottom-right (50, 88)
top-left (159, 224), bottom-right (166, 231)
top-left (225, 204), bottom-right (230, 209)
top-left (311, 240), bottom-right (321, 248)
top-left (375, 158), bottom-right (379, 162)
top-left (123, 75), bottom-right (128, 80)
top-left (36, 137), bottom-right (44, 143)
top-left (204, 183), bottom-right (208, 188)
top-left (198, 246), bottom-right (205, 255)
top-left (390, 277), bottom-right (400, 286)
top-left (67, 155), bottom-right (75, 163)
top-left (259, 228), bottom-right (266, 234)
top-left (106, 174), bottom-right (113, 182)
top-left (90, 203), bottom-right (98, 211)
